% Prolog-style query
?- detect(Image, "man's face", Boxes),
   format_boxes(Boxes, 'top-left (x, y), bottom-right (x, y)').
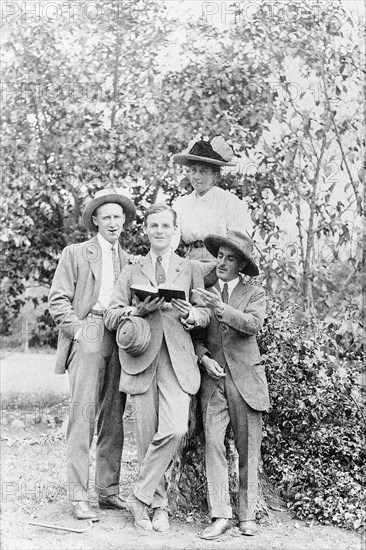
top-left (189, 162), bottom-right (218, 197)
top-left (92, 203), bottom-right (125, 244)
top-left (216, 245), bottom-right (246, 282)
top-left (144, 210), bottom-right (177, 255)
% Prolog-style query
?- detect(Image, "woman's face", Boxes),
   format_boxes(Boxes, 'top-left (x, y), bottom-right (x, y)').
top-left (189, 163), bottom-right (218, 197)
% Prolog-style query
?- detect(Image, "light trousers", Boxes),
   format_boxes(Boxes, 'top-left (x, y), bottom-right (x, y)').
top-left (66, 316), bottom-right (126, 501)
top-left (132, 339), bottom-right (190, 508)
top-left (202, 367), bottom-right (262, 521)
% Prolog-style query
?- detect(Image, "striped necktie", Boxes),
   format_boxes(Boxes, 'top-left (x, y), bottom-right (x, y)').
top-left (155, 255), bottom-right (166, 285)
top-left (221, 282), bottom-right (229, 304)
top-left (111, 245), bottom-right (120, 285)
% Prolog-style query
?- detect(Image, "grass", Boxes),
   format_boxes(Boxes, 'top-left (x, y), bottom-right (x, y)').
top-left (1, 401), bottom-right (139, 516)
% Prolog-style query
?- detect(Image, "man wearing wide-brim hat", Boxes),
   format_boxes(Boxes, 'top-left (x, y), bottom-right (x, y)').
top-left (48, 188), bottom-right (137, 522)
top-left (193, 231), bottom-right (270, 539)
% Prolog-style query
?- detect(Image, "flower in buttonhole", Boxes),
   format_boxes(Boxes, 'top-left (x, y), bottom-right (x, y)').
top-left (210, 135), bottom-right (234, 162)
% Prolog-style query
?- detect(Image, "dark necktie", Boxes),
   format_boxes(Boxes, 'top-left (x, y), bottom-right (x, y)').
top-left (221, 282), bottom-right (229, 304)
top-left (111, 245), bottom-right (120, 285)
top-left (155, 255), bottom-right (166, 285)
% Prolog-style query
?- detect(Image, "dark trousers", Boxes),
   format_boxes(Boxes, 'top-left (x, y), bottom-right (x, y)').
top-left (202, 366), bottom-right (262, 521)
top-left (66, 316), bottom-right (126, 501)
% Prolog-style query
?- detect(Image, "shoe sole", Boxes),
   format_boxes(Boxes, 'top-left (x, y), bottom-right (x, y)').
top-left (152, 525), bottom-right (170, 532)
top-left (99, 502), bottom-right (127, 511)
top-left (73, 514), bottom-right (100, 522)
top-left (125, 501), bottom-right (153, 531)
top-left (200, 529), bottom-right (228, 540)
top-left (133, 521), bottom-right (153, 531)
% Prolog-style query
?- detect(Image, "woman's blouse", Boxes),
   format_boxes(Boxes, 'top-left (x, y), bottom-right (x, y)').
top-left (173, 186), bottom-right (253, 246)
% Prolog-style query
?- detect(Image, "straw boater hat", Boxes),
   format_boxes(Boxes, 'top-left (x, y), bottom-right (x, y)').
top-left (204, 231), bottom-right (259, 277)
top-left (173, 135), bottom-right (236, 167)
top-left (82, 188), bottom-right (136, 232)
top-left (116, 317), bottom-right (151, 362)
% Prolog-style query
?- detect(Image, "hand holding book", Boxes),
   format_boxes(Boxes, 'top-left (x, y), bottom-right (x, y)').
top-left (170, 298), bottom-right (192, 320)
top-left (132, 295), bottom-right (165, 317)
top-left (130, 283), bottom-right (186, 303)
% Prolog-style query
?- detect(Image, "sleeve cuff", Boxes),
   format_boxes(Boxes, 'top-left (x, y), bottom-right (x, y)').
top-left (186, 306), bottom-right (199, 324)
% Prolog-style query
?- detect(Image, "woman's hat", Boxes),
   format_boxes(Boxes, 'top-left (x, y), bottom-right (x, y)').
top-left (173, 135), bottom-right (236, 167)
top-left (82, 188), bottom-right (136, 232)
top-left (204, 231), bottom-right (259, 277)
top-left (116, 317), bottom-right (151, 363)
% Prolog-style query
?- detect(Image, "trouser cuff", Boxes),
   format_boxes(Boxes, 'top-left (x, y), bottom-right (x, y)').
top-left (134, 488), bottom-right (151, 506)
top-left (210, 507), bottom-right (232, 519)
top-left (97, 485), bottom-right (120, 497)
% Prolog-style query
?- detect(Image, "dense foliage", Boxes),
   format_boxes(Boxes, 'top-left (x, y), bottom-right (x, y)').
top-left (1, 0), bottom-right (363, 330)
top-left (259, 300), bottom-right (365, 530)
top-left (1, 0), bottom-right (364, 531)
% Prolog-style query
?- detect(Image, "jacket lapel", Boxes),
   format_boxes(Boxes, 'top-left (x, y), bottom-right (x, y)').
top-left (85, 236), bottom-right (102, 280)
top-left (166, 253), bottom-right (183, 283)
top-left (140, 254), bottom-right (156, 286)
top-left (213, 281), bottom-right (221, 295)
top-left (118, 244), bottom-right (128, 269)
top-left (229, 277), bottom-right (246, 309)
top-left (85, 236), bottom-right (102, 305)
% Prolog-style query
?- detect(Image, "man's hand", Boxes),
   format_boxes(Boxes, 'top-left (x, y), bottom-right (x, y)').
top-left (133, 295), bottom-right (165, 317)
top-left (171, 298), bottom-right (192, 320)
top-left (127, 254), bottom-right (143, 265)
top-left (194, 287), bottom-right (224, 314)
top-left (201, 356), bottom-right (226, 379)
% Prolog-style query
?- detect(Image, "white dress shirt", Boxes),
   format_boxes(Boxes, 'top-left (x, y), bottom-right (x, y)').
top-left (218, 277), bottom-right (240, 301)
top-left (149, 249), bottom-right (172, 280)
top-left (94, 233), bottom-right (119, 310)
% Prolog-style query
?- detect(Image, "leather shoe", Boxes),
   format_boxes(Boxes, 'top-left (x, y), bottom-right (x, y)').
top-left (200, 518), bottom-right (229, 539)
top-left (72, 501), bottom-right (100, 522)
top-left (152, 507), bottom-right (170, 532)
top-left (126, 493), bottom-right (152, 530)
top-left (239, 520), bottom-right (257, 536)
top-left (99, 494), bottom-right (126, 510)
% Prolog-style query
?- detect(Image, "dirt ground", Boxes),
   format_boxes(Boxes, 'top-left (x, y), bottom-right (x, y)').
top-left (1, 505), bottom-right (362, 550)
top-left (0, 352), bottom-right (363, 550)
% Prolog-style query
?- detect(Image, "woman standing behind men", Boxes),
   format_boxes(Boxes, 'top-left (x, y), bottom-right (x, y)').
top-left (172, 135), bottom-right (253, 279)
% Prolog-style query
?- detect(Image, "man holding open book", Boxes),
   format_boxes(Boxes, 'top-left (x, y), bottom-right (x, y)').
top-left (104, 203), bottom-right (210, 532)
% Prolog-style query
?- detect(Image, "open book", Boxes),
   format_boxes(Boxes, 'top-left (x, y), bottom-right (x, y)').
top-left (130, 283), bottom-right (186, 303)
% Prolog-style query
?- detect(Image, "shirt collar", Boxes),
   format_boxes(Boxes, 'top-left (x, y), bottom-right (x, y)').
top-left (218, 276), bottom-right (240, 296)
top-left (150, 248), bottom-right (172, 263)
top-left (97, 233), bottom-right (118, 253)
top-left (194, 186), bottom-right (217, 200)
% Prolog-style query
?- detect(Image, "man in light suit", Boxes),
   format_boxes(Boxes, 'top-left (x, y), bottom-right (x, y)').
top-left (48, 188), bottom-right (136, 521)
top-left (104, 203), bottom-right (210, 532)
top-left (194, 231), bottom-right (270, 539)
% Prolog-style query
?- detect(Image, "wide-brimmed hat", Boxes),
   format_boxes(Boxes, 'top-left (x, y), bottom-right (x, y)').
top-left (173, 136), bottom-right (236, 167)
top-left (82, 188), bottom-right (136, 232)
top-left (116, 317), bottom-right (151, 365)
top-left (204, 231), bottom-right (259, 277)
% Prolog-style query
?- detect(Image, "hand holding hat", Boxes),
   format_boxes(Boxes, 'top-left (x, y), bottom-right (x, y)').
top-left (116, 317), bottom-right (151, 358)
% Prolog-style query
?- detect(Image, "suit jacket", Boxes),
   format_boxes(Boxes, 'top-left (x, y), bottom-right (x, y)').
top-left (195, 278), bottom-right (270, 412)
top-left (104, 252), bottom-right (210, 396)
top-left (48, 236), bottom-right (129, 374)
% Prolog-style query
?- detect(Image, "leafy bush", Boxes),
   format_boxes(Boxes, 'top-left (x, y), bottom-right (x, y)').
top-left (29, 310), bottom-right (58, 349)
top-left (259, 300), bottom-right (365, 530)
